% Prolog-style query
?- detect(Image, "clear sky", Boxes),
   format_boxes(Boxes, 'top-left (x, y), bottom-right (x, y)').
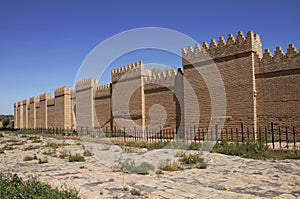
top-left (0, 0), bottom-right (299, 115)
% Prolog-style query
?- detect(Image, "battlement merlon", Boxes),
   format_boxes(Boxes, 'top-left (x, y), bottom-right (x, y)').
top-left (22, 99), bottom-right (29, 105)
top-left (14, 102), bottom-right (17, 107)
top-left (29, 97), bottom-right (39, 104)
top-left (75, 78), bottom-right (99, 92)
top-left (95, 84), bottom-right (111, 98)
top-left (55, 86), bottom-right (72, 97)
top-left (18, 101), bottom-right (22, 107)
top-left (111, 61), bottom-right (144, 83)
top-left (144, 69), bottom-right (177, 83)
top-left (39, 93), bottom-right (51, 101)
top-left (257, 44), bottom-right (300, 74)
top-left (182, 31), bottom-right (262, 66)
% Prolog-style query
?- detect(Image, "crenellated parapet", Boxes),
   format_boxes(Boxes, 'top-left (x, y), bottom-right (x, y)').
top-left (75, 78), bottom-right (99, 91)
top-left (144, 69), bottom-right (178, 91)
top-left (29, 97), bottom-right (38, 104)
top-left (22, 99), bottom-right (28, 106)
top-left (95, 84), bottom-right (111, 98)
top-left (256, 44), bottom-right (300, 74)
top-left (111, 60), bottom-right (144, 83)
top-left (39, 93), bottom-right (51, 101)
top-left (182, 31), bottom-right (262, 66)
top-left (55, 86), bottom-right (72, 97)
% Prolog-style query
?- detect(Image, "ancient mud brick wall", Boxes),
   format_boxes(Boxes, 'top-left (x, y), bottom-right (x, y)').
top-left (95, 84), bottom-right (112, 131)
top-left (22, 100), bottom-right (28, 128)
top-left (14, 103), bottom-right (18, 129)
top-left (47, 98), bottom-right (55, 129)
top-left (182, 31), bottom-right (262, 129)
top-left (36, 93), bottom-right (50, 128)
top-left (144, 68), bottom-right (179, 130)
top-left (255, 44), bottom-right (300, 128)
top-left (55, 86), bottom-right (73, 129)
top-left (75, 78), bottom-right (99, 129)
top-left (17, 101), bottom-right (23, 129)
top-left (28, 97), bottom-right (37, 129)
top-left (111, 61), bottom-right (145, 131)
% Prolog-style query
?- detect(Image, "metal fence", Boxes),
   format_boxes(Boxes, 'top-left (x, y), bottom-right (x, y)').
top-left (17, 122), bottom-right (300, 150)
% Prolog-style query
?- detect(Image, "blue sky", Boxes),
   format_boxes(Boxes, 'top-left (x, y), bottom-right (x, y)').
top-left (0, 0), bottom-right (299, 115)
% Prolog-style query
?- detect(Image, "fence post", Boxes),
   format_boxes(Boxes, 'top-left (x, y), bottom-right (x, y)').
top-left (271, 122), bottom-right (275, 149)
top-left (285, 126), bottom-right (288, 150)
top-left (215, 124), bottom-right (218, 144)
top-left (123, 127), bottom-right (126, 141)
top-left (258, 127), bottom-right (261, 146)
top-left (194, 125), bottom-right (196, 143)
top-left (279, 126), bottom-right (282, 149)
top-left (226, 127), bottom-right (228, 141)
top-left (160, 126), bottom-right (162, 142)
top-left (265, 127), bottom-right (268, 145)
top-left (241, 123), bottom-right (244, 143)
top-left (236, 128), bottom-right (238, 142)
top-left (146, 127), bottom-right (148, 142)
top-left (293, 127), bottom-right (296, 150)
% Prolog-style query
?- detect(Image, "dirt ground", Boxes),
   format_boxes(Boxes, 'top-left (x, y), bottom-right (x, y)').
top-left (0, 132), bottom-right (299, 199)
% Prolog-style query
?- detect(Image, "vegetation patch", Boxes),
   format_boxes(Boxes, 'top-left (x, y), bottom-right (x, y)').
top-left (0, 172), bottom-right (79, 198)
top-left (23, 156), bottom-right (34, 161)
top-left (159, 159), bottom-right (182, 171)
top-left (69, 154), bottom-right (85, 162)
top-left (44, 142), bottom-right (70, 149)
top-left (119, 158), bottom-right (154, 175)
top-left (212, 140), bottom-right (300, 160)
top-left (111, 140), bottom-right (169, 151)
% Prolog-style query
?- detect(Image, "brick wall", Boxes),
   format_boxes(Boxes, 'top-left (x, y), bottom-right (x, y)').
top-left (75, 78), bottom-right (98, 129)
top-left (144, 69), bottom-right (179, 130)
top-left (182, 31), bottom-right (262, 130)
top-left (47, 98), bottom-right (55, 129)
top-left (111, 61), bottom-right (145, 130)
top-left (55, 86), bottom-right (72, 129)
top-left (28, 97), bottom-right (37, 129)
top-left (95, 84), bottom-right (111, 131)
top-left (36, 94), bottom-right (50, 128)
top-left (22, 100), bottom-right (28, 128)
top-left (256, 44), bottom-right (300, 128)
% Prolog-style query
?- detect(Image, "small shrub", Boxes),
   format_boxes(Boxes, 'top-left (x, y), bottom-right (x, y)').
top-left (119, 159), bottom-right (154, 175)
top-left (45, 142), bottom-right (70, 149)
top-left (159, 159), bottom-right (182, 171)
top-left (0, 149), bottom-right (4, 154)
top-left (188, 142), bottom-right (202, 150)
top-left (179, 153), bottom-right (203, 165)
top-left (69, 154), bottom-right (85, 162)
top-left (0, 172), bottom-right (79, 198)
top-left (0, 133), bottom-right (4, 138)
top-left (130, 188), bottom-right (141, 196)
top-left (218, 185), bottom-right (227, 191)
top-left (155, 170), bottom-right (164, 175)
top-left (23, 156), bottom-right (34, 161)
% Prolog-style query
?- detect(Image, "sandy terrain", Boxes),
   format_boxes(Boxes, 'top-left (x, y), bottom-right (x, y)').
top-left (0, 132), bottom-right (299, 199)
